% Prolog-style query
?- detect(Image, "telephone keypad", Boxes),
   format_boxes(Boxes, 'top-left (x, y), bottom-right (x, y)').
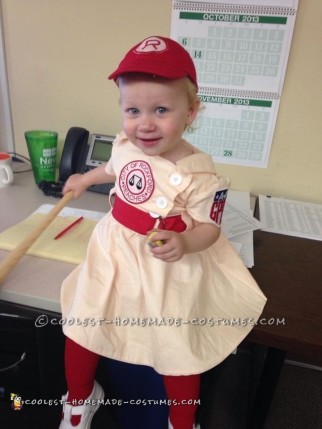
top-left (81, 165), bottom-right (114, 195)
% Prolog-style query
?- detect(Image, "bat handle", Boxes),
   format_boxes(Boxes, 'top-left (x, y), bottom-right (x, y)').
top-left (0, 191), bottom-right (74, 284)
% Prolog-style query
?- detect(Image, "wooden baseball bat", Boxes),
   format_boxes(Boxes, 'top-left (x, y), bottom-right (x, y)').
top-left (0, 191), bottom-right (74, 284)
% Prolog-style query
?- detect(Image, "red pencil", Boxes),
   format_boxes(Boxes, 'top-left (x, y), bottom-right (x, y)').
top-left (54, 216), bottom-right (84, 240)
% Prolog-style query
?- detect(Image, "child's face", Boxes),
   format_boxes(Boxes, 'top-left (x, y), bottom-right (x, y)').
top-left (119, 76), bottom-right (198, 161)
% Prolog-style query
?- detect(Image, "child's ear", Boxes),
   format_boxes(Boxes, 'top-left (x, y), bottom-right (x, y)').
top-left (187, 102), bottom-right (199, 125)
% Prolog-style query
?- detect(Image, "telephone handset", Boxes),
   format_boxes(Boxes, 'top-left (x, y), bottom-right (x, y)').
top-left (58, 126), bottom-right (89, 183)
top-left (38, 127), bottom-right (115, 197)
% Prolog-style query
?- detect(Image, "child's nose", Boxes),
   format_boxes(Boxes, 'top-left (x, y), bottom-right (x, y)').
top-left (138, 115), bottom-right (155, 131)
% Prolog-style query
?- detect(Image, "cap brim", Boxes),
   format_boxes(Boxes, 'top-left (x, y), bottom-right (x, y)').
top-left (108, 64), bottom-right (191, 81)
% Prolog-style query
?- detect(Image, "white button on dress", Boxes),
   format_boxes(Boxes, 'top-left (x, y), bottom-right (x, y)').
top-left (156, 196), bottom-right (168, 209)
top-left (169, 173), bottom-right (183, 186)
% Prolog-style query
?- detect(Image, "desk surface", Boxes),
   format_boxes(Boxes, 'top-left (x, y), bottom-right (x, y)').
top-left (0, 168), bottom-right (110, 312)
top-left (1, 168), bottom-right (322, 365)
top-left (248, 229), bottom-right (322, 365)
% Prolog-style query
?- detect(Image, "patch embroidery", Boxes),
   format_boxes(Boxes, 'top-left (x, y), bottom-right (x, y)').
top-left (135, 36), bottom-right (167, 54)
top-left (210, 189), bottom-right (228, 225)
top-left (119, 160), bottom-right (154, 204)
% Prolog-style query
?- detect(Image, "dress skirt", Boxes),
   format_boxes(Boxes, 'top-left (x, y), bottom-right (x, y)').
top-left (60, 212), bottom-right (266, 376)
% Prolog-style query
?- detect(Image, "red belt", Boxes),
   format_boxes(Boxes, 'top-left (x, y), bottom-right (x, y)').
top-left (112, 195), bottom-right (186, 235)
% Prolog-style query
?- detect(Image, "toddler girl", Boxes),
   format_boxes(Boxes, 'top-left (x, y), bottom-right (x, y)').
top-left (59, 36), bottom-right (266, 429)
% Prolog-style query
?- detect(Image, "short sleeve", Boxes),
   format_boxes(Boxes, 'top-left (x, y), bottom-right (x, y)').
top-left (185, 174), bottom-right (230, 227)
top-left (105, 157), bottom-right (114, 176)
top-left (104, 134), bottom-right (120, 176)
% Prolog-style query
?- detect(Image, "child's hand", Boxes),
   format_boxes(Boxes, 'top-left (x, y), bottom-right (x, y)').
top-left (147, 222), bottom-right (220, 262)
top-left (147, 229), bottom-right (186, 262)
top-left (63, 173), bottom-right (88, 198)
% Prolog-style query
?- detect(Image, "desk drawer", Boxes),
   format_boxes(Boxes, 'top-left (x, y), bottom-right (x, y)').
top-left (0, 313), bottom-right (41, 399)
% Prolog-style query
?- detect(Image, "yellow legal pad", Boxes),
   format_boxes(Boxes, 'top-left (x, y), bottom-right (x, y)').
top-left (0, 211), bottom-right (100, 265)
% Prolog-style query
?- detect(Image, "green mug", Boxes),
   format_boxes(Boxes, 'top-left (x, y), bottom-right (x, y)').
top-left (25, 130), bottom-right (58, 184)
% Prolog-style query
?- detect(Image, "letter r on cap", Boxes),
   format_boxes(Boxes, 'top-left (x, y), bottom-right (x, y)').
top-left (136, 37), bottom-right (166, 53)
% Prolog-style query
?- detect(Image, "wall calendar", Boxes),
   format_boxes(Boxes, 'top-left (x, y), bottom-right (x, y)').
top-left (171, 0), bottom-right (299, 167)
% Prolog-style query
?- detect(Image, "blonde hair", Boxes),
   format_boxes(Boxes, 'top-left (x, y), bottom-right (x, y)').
top-left (184, 77), bottom-right (200, 107)
top-left (183, 77), bottom-right (201, 129)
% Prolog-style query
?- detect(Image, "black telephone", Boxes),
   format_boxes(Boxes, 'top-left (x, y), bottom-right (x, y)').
top-left (38, 127), bottom-right (115, 197)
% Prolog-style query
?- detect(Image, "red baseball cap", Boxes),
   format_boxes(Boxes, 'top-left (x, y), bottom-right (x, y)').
top-left (108, 36), bottom-right (198, 88)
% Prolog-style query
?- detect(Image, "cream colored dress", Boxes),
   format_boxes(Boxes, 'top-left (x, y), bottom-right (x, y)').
top-left (61, 132), bottom-right (266, 375)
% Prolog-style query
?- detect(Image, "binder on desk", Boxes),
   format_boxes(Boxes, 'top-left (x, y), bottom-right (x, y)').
top-left (0, 205), bottom-right (105, 265)
top-left (221, 190), bottom-right (263, 267)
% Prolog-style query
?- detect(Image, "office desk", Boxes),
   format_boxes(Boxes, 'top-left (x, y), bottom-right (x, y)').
top-left (246, 227), bottom-right (322, 428)
top-left (0, 170), bottom-right (110, 312)
top-left (0, 170), bottom-right (110, 400)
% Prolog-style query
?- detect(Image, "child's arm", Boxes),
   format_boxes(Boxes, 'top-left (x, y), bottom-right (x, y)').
top-left (147, 222), bottom-right (220, 263)
top-left (63, 164), bottom-right (116, 198)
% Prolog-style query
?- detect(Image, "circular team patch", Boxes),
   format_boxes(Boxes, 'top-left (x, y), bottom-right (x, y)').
top-left (119, 160), bottom-right (155, 204)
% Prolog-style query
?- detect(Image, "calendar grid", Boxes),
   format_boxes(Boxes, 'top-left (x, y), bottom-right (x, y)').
top-left (177, 12), bottom-right (289, 93)
top-left (171, 0), bottom-right (298, 167)
top-left (184, 95), bottom-right (275, 167)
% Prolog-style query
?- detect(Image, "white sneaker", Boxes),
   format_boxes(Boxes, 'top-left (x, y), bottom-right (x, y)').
top-left (168, 419), bottom-right (200, 429)
top-left (59, 381), bottom-right (104, 429)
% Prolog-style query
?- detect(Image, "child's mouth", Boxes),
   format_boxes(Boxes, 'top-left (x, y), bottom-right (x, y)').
top-left (139, 138), bottom-right (160, 147)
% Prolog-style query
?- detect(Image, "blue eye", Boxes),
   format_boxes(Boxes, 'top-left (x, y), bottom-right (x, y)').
top-left (127, 108), bottom-right (139, 115)
top-left (156, 107), bottom-right (168, 114)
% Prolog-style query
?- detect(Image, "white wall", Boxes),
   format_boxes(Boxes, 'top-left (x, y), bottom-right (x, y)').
top-left (0, 1), bottom-right (14, 152)
top-left (2, 0), bottom-right (322, 203)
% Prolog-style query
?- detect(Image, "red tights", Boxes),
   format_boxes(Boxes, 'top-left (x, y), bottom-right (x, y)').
top-left (65, 338), bottom-right (200, 429)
